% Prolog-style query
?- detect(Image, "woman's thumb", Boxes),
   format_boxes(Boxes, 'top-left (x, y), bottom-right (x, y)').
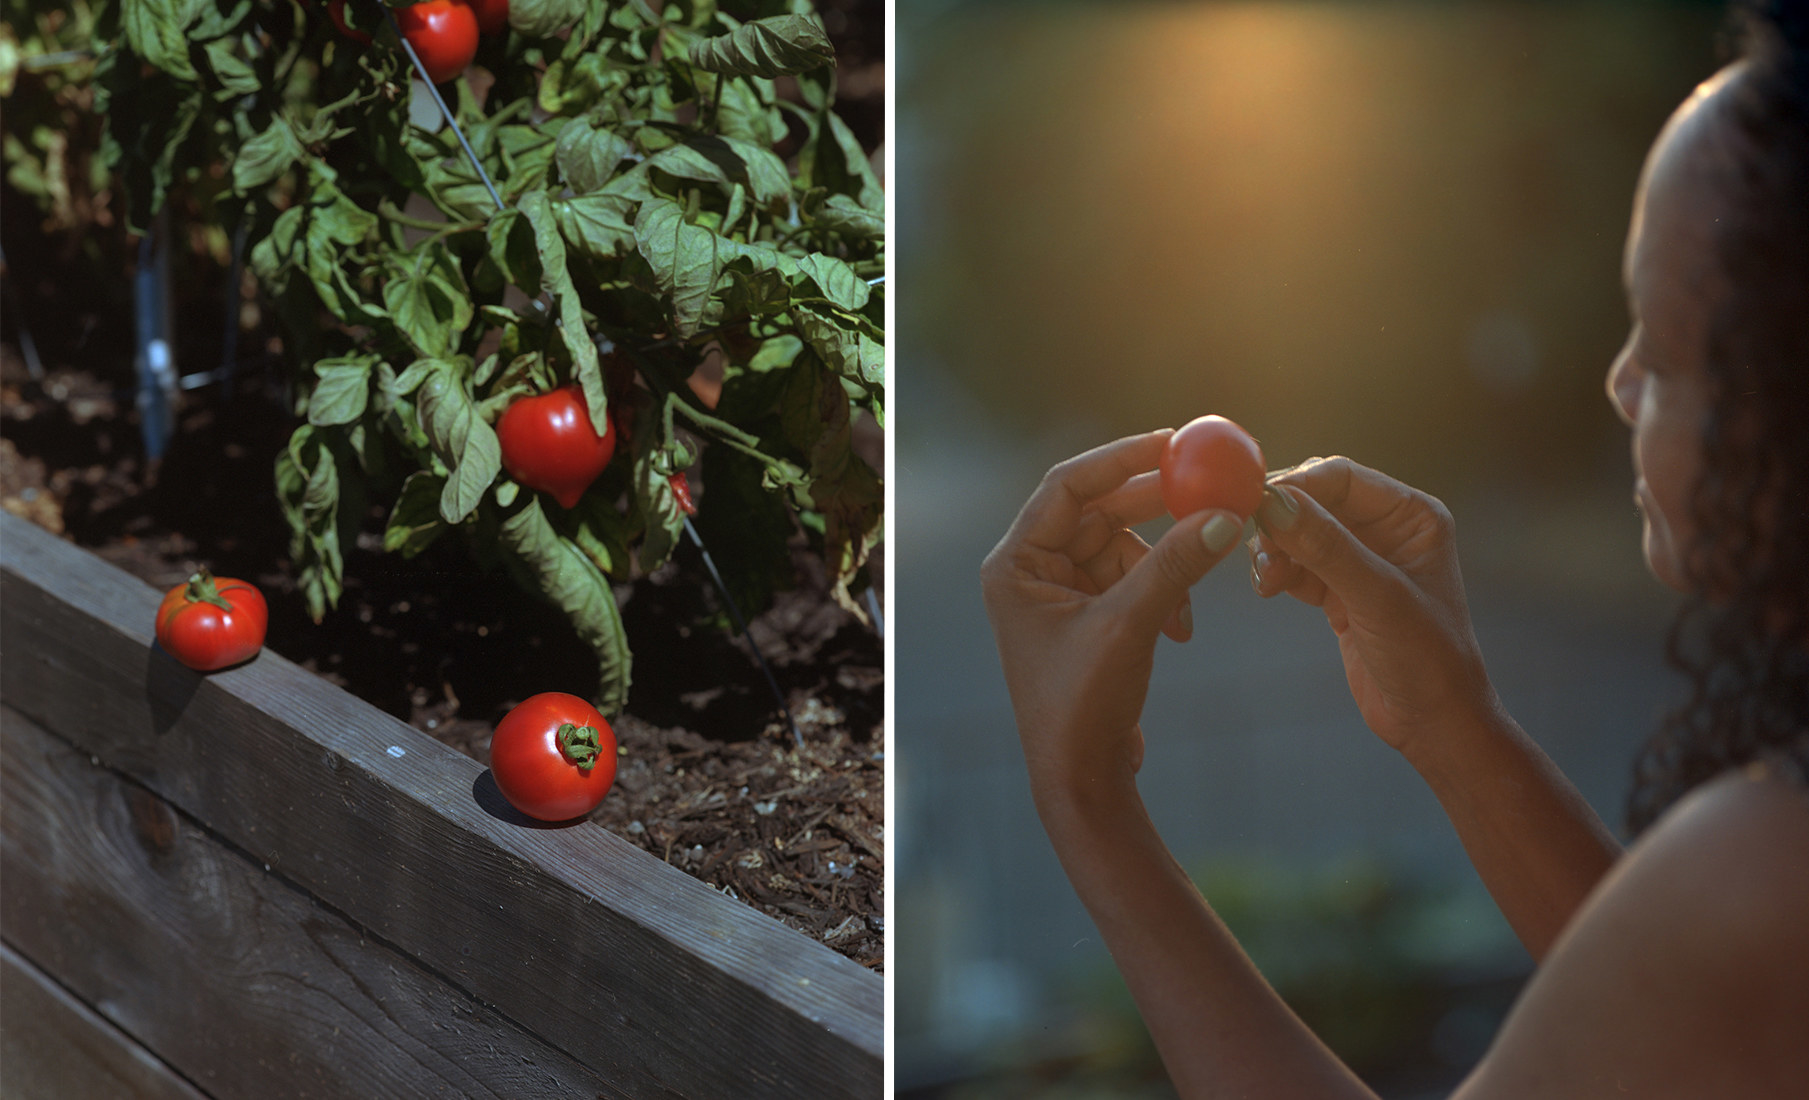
top-left (1110, 510), bottom-right (1244, 636)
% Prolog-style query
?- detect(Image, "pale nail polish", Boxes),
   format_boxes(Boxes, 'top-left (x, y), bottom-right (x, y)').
top-left (1201, 514), bottom-right (1241, 553)
top-left (1257, 486), bottom-right (1299, 532)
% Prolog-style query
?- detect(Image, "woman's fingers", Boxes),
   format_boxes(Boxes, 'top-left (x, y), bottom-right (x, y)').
top-left (1255, 484), bottom-right (1405, 610)
top-left (1249, 540), bottom-right (1326, 606)
top-left (1268, 455), bottom-right (1420, 529)
top-left (1085, 469), bottom-right (1168, 530)
top-left (1079, 527), bottom-right (1194, 641)
top-left (1007, 431), bottom-right (1171, 553)
top-left (1106, 510), bottom-right (1243, 638)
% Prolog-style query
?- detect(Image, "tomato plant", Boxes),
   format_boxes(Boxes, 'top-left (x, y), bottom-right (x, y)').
top-left (496, 385), bottom-right (617, 509)
top-left (1160, 415), bottom-right (1266, 521)
top-left (57, 0), bottom-right (885, 716)
top-left (154, 570), bottom-right (269, 671)
top-left (490, 692), bottom-right (617, 821)
top-left (393, 0), bottom-right (479, 84)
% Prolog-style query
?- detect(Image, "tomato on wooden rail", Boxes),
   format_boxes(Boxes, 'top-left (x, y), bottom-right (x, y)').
top-left (490, 693), bottom-right (618, 822)
top-left (154, 570), bottom-right (268, 671)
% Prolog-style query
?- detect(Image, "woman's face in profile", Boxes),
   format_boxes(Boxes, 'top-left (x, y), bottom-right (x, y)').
top-left (1606, 65), bottom-right (1747, 593)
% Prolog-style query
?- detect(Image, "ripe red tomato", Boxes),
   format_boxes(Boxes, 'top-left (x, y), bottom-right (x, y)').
top-left (1159, 414), bottom-right (1267, 521)
top-left (669, 472), bottom-right (697, 516)
top-left (490, 693), bottom-right (618, 821)
top-left (326, 0), bottom-right (373, 43)
top-left (466, 0), bottom-right (509, 36)
top-left (395, 0), bottom-right (479, 84)
top-left (154, 570), bottom-right (269, 672)
top-left (496, 385), bottom-right (617, 509)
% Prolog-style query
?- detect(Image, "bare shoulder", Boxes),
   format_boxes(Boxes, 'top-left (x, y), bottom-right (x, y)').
top-left (1456, 768), bottom-right (1809, 1099)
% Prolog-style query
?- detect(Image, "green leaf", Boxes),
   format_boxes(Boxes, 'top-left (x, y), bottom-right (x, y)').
top-left (555, 118), bottom-right (634, 195)
top-left (415, 361), bottom-right (503, 524)
top-left (795, 253), bottom-right (870, 312)
top-left (508, 0), bottom-right (587, 39)
top-left (121, 0), bottom-right (200, 82)
top-left (782, 355), bottom-right (883, 618)
top-left (383, 239), bottom-right (473, 359)
top-left (810, 193), bottom-right (883, 241)
top-left (202, 37), bottom-right (259, 99)
top-left (308, 356), bottom-right (376, 426)
top-left (518, 190), bottom-right (605, 434)
top-left (800, 109), bottom-right (884, 215)
top-left (485, 207), bottom-right (542, 295)
top-left (552, 193), bottom-right (638, 262)
top-left (383, 471), bottom-right (449, 558)
top-left (250, 205), bottom-right (305, 282)
top-left (687, 14), bottom-right (834, 79)
top-left (233, 116), bottom-right (305, 194)
top-left (498, 496), bottom-right (633, 714)
top-left (634, 198), bottom-right (722, 340)
top-left (796, 304), bottom-right (885, 388)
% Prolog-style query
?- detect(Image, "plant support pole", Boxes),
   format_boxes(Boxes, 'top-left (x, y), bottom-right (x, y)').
top-left (685, 516), bottom-right (802, 748)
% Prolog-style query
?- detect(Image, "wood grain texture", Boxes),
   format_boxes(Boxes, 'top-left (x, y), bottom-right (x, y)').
top-left (0, 512), bottom-right (882, 1098)
top-left (2, 706), bottom-right (625, 1099)
top-left (0, 941), bottom-right (213, 1100)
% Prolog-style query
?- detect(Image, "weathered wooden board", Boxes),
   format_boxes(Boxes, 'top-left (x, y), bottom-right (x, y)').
top-left (2, 704), bottom-right (624, 1099)
top-left (0, 941), bottom-right (212, 1100)
top-left (0, 511), bottom-right (883, 1098)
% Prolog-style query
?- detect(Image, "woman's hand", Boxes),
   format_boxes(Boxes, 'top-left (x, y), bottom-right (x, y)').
top-left (1251, 456), bottom-right (1502, 758)
top-left (981, 431), bottom-right (1244, 793)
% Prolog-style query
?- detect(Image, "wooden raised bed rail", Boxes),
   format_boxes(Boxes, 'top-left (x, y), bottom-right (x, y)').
top-left (0, 511), bottom-right (882, 1098)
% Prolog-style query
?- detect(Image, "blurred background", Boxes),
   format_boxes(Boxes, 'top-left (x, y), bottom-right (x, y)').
top-left (894, 1), bottom-right (1726, 1096)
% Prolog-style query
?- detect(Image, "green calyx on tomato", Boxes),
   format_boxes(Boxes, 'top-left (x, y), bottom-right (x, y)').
top-left (154, 569), bottom-right (269, 673)
top-left (555, 722), bottom-right (605, 768)
top-left (489, 692), bottom-right (618, 822)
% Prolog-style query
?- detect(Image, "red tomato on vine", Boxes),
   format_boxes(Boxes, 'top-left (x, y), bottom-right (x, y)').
top-left (154, 570), bottom-right (269, 671)
top-left (395, 0), bottom-right (480, 84)
top-left (490, 693), bottom-right (618, 821)
top-left (496, 385), bottom-right (617, 509)
top-left (466, 0), bottom-right (509, 36)
top-left (1159, 415), bottom-right (1267, 521)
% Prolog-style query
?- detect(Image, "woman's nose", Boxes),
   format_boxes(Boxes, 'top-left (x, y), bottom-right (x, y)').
top-left (1605, 340), bottom-right (1640, 428)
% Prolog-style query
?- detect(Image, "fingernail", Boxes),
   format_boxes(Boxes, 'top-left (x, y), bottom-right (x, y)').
top-left (1257, 486), bottom-right (1299, 533)
top-left (1178, 601), bottom-right (1194, 634)
top-left (1201, 513), bottom-right (1241, 553)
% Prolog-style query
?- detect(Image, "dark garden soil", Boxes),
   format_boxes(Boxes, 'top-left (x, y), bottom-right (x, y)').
top-left (0, 5), bottom-right (886, 973)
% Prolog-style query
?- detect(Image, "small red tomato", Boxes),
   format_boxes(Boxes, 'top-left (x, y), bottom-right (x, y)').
top-left (669, 472), bottom-right (697, 516)
top-left (1160, 414), bottom-right (1267, 521)
top-left (395, 0), bottom-right (479, 84)
top-left (496, 385), bottom-right (617, 509)
top-left (490, 693), bottom-right (617, 821)
top-left (466, 0), bottom-right (509, 36)
top-left (326, 0), bottom-right (373, 43)
top-left (154, 570), bottom-right (269, 672)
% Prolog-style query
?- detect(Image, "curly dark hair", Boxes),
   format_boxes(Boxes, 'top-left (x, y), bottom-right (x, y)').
top-left (1626, 0), bottom-right (1809, 833)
